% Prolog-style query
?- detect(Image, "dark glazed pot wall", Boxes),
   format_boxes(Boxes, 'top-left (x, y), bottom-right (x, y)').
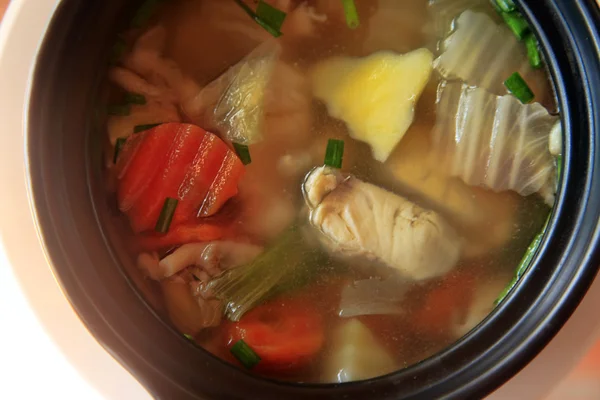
top-left (26, 0), bottom-right (600, 399)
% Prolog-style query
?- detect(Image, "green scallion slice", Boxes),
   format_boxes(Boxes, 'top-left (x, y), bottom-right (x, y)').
top-left (232, 142), bottom-right (251, 165)
top-left (504, 72), bottom-right (534, 104)
top-left (155, 197), bottom-right (179, 233)
top-left (494, 0), bottom-right (516, 12)
top-left (230, 340), bottom-right (261, 369)
top-left (324, 139), bottom-right (344, 168)
top-left (502, 11), bottom-right (530, 41)
top-left (113, 138), bottom-right (127, 163)
top-left (256, 0), bottom-right (287, 33)
top-left (524, 33), bottom-right (543, 69)
top-left (556, 154), bottom-right (562, 181)
top-left (341, 0), bottom-right (360, 29)
top-left (125, 92), bottom-right (147, 105)
top-left (107, 104), bottom-right (131, 116)
top-left (233, 0), bottom-right (283, 37)
top-left (132, 0), bottom-right (162, 28)
top-left (134, 123), bottom-right (161, 133)
top-left (183, 334), bottom-right (194, 341)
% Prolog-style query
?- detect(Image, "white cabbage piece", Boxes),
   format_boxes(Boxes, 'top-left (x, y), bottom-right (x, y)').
top-left (432, 81), bottom-right (559, 205)
top-left (338, 276), bottom-right (408, 318)
top-left (434, 10), bottom-right (550, 101)
top-left (427, 0), bottom-right (489, 38)
top-left (183, 41), bottom-right (280, 145)
top-left (322, 319), bottom-right (397, 383)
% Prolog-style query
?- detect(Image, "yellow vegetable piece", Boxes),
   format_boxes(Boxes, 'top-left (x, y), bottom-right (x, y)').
top-left (310, 48), bottom-right (433, 162)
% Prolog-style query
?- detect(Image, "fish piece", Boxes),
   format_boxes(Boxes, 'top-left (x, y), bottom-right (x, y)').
top-left (303, 166), bottom-right (462, 281)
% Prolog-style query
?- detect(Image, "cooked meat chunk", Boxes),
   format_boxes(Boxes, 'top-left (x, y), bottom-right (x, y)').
top-left (303, 166), bottom-right (461, 280)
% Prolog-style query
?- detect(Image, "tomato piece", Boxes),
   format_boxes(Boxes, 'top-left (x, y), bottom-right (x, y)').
top-left (225, 297), bottom-right (325, 371)
top-left (199, 151), bottom-right (246, 217)
top-left (413, 270), bottom-right (476, 335)
top-left (171, 134), bottom-right (230, 225)
top-left (116, 123), bottom-right (245, 233)
top-left (126, 124), bottom-right (207, 232)
top-left (116, 125), bottom-right (176, 211)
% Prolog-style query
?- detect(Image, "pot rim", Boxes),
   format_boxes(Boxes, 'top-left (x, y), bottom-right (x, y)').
top-left (17, 0), bottom-right (600, 399)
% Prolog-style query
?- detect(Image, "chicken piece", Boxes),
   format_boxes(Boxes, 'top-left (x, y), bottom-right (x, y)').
top-left (122, 25), bottom-right (201, 104)
top-left (137, 241), bottom-right (263, 281)
top-left (303, 166), bottom-right (462, 280)
top-left (161, 275), bottom-right (222, 334)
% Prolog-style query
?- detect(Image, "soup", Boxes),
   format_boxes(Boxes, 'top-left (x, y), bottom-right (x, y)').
top-left (103, 0), bottom-right (560, 383)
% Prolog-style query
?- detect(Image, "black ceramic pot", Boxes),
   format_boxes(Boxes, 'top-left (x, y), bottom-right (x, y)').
top-left (26, 0), bottom-right (600, 399)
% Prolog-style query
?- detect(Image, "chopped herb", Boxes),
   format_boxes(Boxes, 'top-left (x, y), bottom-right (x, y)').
top-left (502, 11), bottom-right (530, 41)
top-left (504, 72), bottom-right (535, 104)
top-left (525, 33), bottom-right (543, 69)
top-left (495, 230), bottom-right (545, 305)
top-left (324, 139), bottom-right (344, 169)
top-left (341, 0), bottom-right (360, 29)
top-left (183, 334), bottom-right (194, 341)
top-left (110, 39), bottom-right (127, 64)
top-left (230, 340), bottom-right (261, 369)
top-left (125, 93), bottom-right (147, 105)
top-left (134, 123), bottom-right (161, 133)
top-left (107, 104), bottom-right (131, 116)
top-left (132, 0), bottom-right (162, 28)
top-left (233, 0), bottom-right (283, 37)
top-left (256, 1), bottom-right (287, 33)
top-left (232, 142), bottom-right (252, 165)
top-left (113, 138), bottom-right (127, 163)
top-left (494, 0), bottom-right (516, 12)
top-left (155, 197), bottom-right (179, 233)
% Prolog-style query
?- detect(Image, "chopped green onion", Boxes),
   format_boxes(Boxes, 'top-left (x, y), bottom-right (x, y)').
top-left (113, 138), bottom-right (127, 163)
top-left (232, 142), bottom-right (252, 165)
top-left (132, 0), bottom-right (162, 28)
top-left (108, 104), bottom-right (131, 116)
top-left (233, 0), bottom-right (283, 37)
top-left (502, 11), bottom-right (530, 41)
top-left (183, 334), bottom-right (194, 341)
top-left (495, 231), bottom-right (544, 305)
top-left (556, 154), bottom-right (562, 181)
top-left (504, 72), bottom-right (534, 104)
top-left (155, 197), bottom-right (179, 233)
top-left (110, 39), bottom-right (127, 64)
top-left (230, 339), bottom-right (261, 369)
top-left (324, 139), bottom-right (344, 168)
top-left (494, 0), bottom-right (516, 12)
top-left (134, 123), bottom-right (161, 133)
top-left (524, 33), bottom-right (543, 69)
top-left (341, 0), bottom-right (360, 29)
top-left (125, 92), bottom-right (147, 105)
top-left (256, 1), bottom-right (287, 33)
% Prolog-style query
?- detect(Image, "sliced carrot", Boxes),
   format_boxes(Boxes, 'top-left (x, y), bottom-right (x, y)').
top-left (117, 124), bottom-right (176, 211)
top-left (225, 297), bottom-right (325, 371)
top-left (116, 123), bottom-right (245, 233)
